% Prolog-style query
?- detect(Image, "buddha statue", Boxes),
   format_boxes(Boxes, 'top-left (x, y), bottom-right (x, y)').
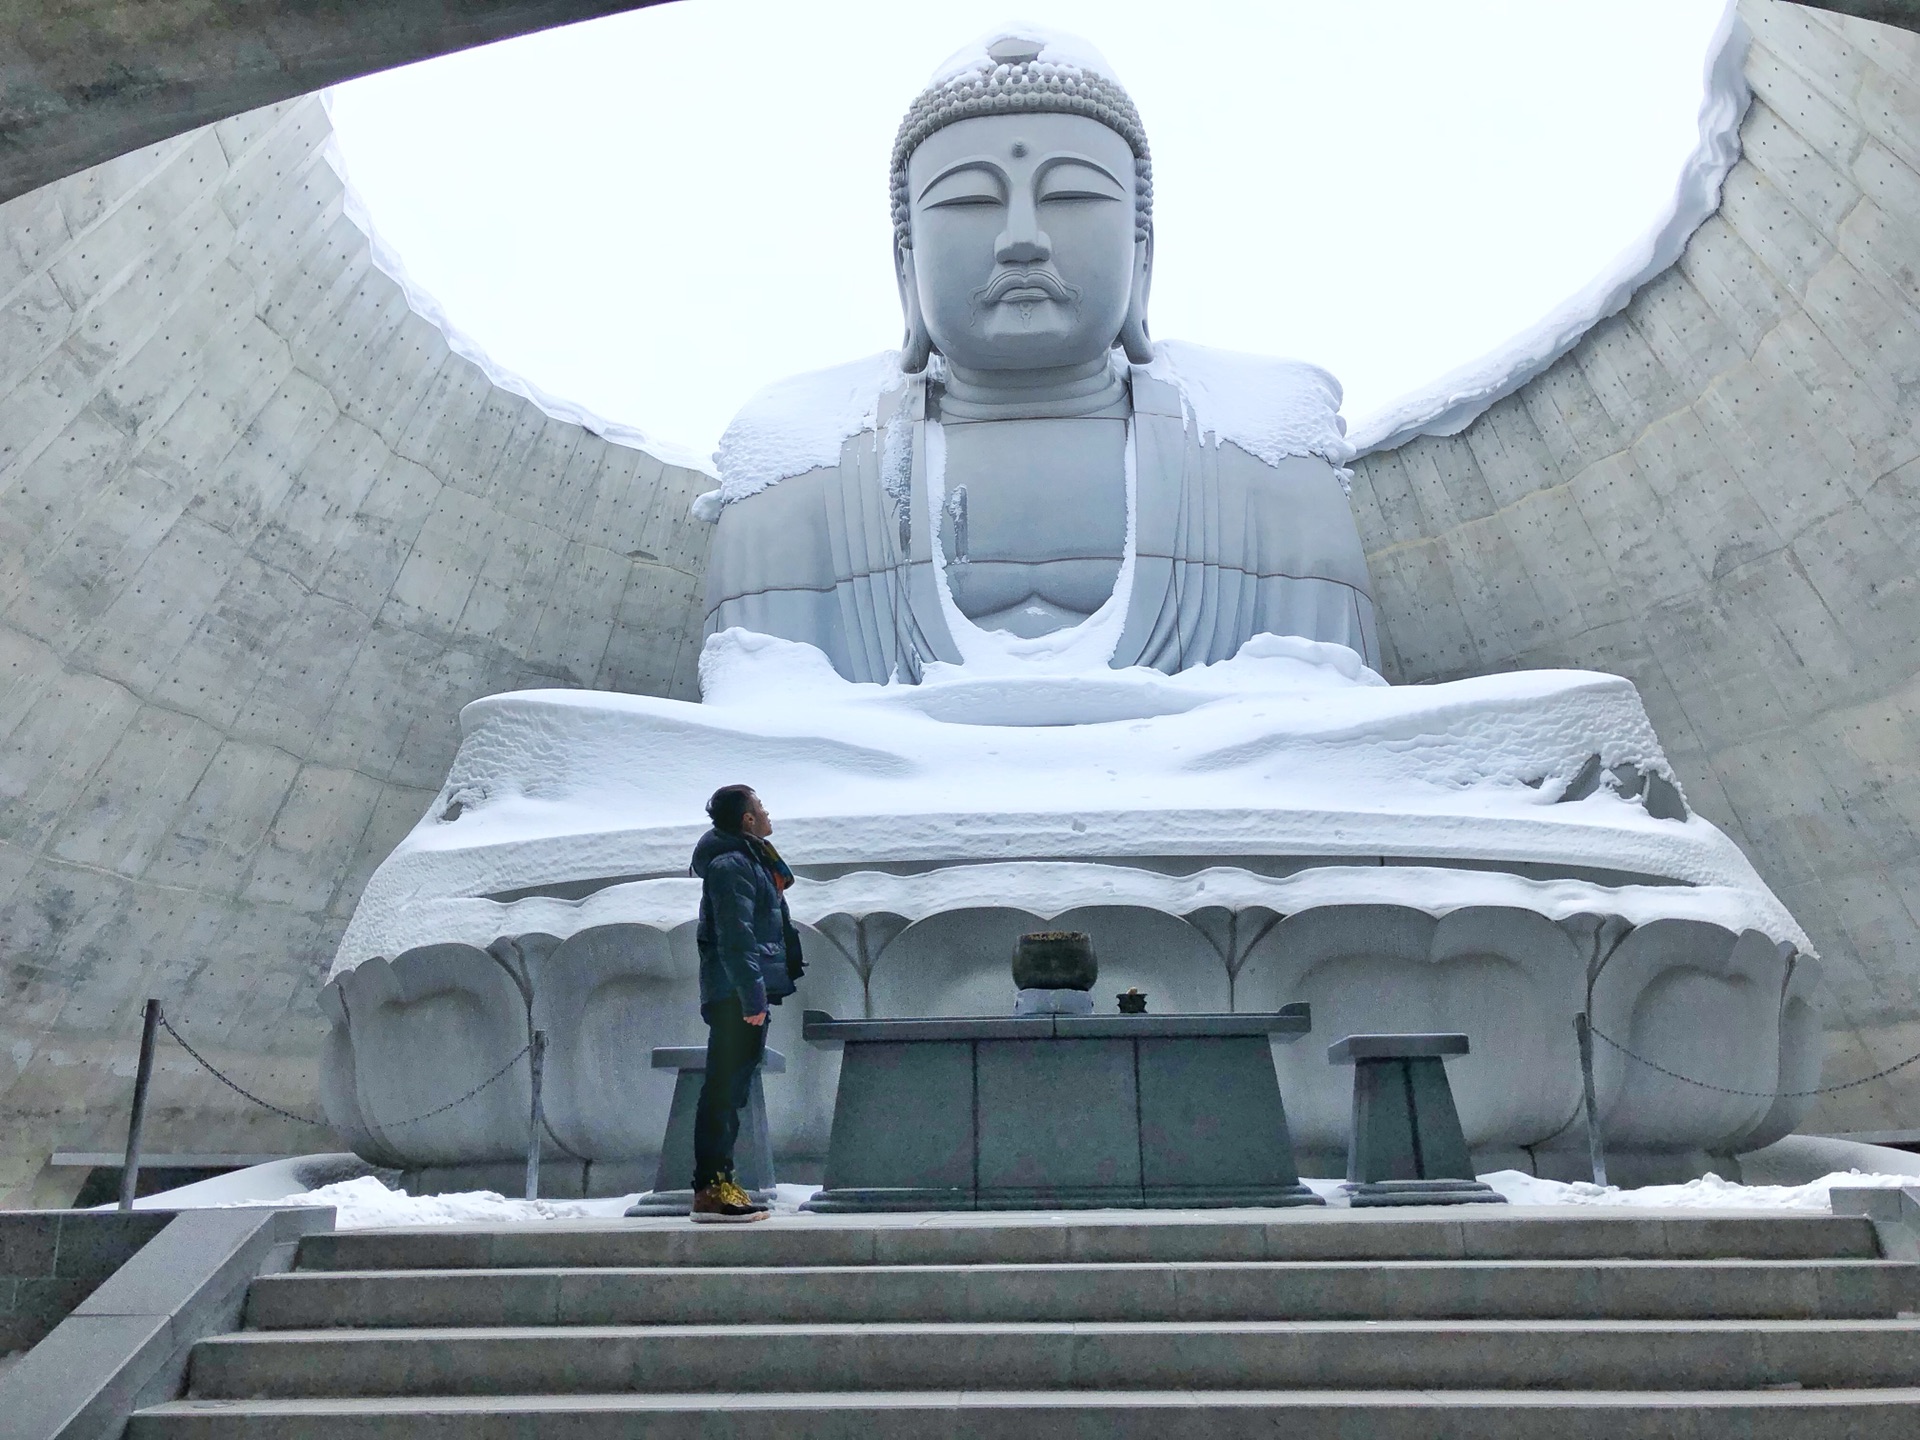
top-left (702, 30), bottom-right (1378, 682)
top-left (322, 26), bottom-right (1821, 1197)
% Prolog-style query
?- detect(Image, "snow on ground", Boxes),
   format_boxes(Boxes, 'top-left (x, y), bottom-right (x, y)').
top-left (1480, 1169), bottom-right (1912, 1211)
top-left (154, 1170), bottom-right (1915, 1229)
top-left (198, 1177), bottom-right (822, 1228)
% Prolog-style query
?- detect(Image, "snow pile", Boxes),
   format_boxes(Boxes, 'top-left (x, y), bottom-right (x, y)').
top-left (197, 1176), bottom-right (824, 1228)
top-left (711, 351), bottom-right (905, 506)
top-left (1484, 1169), bottom-right (1913, 1211)
top-left (1148, 341), bottom-right (1355, 473)
top-left (239, 1177), bottom-right (631, 1227)
top-left (703, 342), bottom-right (1354, 519)
top-left (928, 24), bottom-right (1125, 88)
top-left (112, 1154), bottom-right (380, 1210)
top-left (333, 630), bottom-right (1804, 976)
top-left (343, 862), bottom-right (1806, 971)
top-left (159, 1171), bottom-right (1916, 1227)
top-left (1348, 0), bottom-right (1749, 453)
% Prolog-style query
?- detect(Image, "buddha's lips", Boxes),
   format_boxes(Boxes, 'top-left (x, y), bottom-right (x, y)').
top-left (977, 268), bottom-right (1078, 306)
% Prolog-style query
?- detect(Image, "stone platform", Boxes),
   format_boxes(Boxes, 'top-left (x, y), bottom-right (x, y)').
top-left (801, 1004), bottom-right (1320, 1212)
top-left (121, 1204), bottom-right (1920, 1438)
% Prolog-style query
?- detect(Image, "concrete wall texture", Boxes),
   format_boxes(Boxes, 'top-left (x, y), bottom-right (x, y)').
top-left (1350, 0), bottom-right (1920, 1136)
top-left (1, 0), bottom-right (667, 205)
top-left (0, 95), bottom-right (711, 1202)
top-left (7, 0), bottom-right (1920, 1197)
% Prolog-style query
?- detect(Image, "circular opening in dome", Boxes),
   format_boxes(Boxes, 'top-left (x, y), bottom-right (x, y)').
top-left (327, 0), bottom-right (1735, 468)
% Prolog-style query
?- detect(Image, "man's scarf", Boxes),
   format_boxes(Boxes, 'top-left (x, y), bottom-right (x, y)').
top-left (748, 834), bottom-right (795, 892)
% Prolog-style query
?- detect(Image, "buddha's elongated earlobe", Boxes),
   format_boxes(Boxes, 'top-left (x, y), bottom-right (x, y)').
top-left (1118, 228), bottom-right (1154, 365)
top-left (896, 240), bottom-right (934, 373)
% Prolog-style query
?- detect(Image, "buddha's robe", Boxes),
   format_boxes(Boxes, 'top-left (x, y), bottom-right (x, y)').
top-left (704, 362), bottom-right (1380, 684)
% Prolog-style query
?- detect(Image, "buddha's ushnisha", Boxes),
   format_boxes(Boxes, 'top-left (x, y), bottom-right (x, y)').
top-left (703, 28), bottom-right (1377, 682)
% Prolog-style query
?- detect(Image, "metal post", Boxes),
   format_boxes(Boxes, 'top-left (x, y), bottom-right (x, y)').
top-left (1575, 1012), bottom-right (1608, 1188)
top-left (525, 1029), bottom-right (547, 1201)
top-left (119, 999), bottom-right (162, 1212)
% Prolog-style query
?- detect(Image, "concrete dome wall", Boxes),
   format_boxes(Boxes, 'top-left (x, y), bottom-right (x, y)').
top-left (1350, 0), bottom-right (1920, 1137)
top-left (0, 95), bottom-right (711, 1201)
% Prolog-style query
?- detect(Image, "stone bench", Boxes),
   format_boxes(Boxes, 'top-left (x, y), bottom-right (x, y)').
top-left (622, 1046), bottom-right (785, 1216)
top-left (1328, 1033), bottom-right (1504, 1206)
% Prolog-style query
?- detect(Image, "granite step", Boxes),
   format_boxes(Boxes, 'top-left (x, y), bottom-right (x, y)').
top-left (127, 1387), bottom-right (1920, 1440)
top-left (291, 1211), bottom-right (1881, 1272)
top-left (245, 1257), bottom-right (1920, 1329)
top-left (185, 1318), bottom-right (1920, 1398)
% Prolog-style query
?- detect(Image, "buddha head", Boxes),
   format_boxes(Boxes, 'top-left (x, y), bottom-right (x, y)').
top-left (890, 31), bottom-right (1155, 375)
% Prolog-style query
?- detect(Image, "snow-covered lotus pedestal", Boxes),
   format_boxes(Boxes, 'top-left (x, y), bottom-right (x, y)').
top-left (322, 629), bottom-right (1819, 1193)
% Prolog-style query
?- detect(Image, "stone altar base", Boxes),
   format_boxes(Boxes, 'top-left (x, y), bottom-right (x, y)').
top-left (801, 1008), bottom-right (1322, 1212)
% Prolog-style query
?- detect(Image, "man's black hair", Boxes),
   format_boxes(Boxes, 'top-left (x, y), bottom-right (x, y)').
top-left (706, 784), bottom-right (757, 835)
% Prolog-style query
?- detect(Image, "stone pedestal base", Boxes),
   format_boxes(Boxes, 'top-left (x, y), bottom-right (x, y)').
top-left (621, 1045), bottom-right (784, 1216)
top-left (1345, 1179), bottom-right (1507, 1207)
top-left (624, 1185), bottom-right (779, 1216)
top-left (1329, 1032), bottom-right (1507, 1206)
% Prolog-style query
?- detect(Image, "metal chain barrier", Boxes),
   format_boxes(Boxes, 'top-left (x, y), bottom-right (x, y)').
top-left (1588, 1020), bottom-right (1920, 1099)
top-left (157, 1010), bottom-right (326, 1127)
top-left (155, 1008), bottom-right (532, 1129)
top-left (383, 1042), bottom-right (533, 1128)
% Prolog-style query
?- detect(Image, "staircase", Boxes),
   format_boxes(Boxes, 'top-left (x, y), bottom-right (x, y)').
top-left (130, 1207), bottom-right (1920, 1437)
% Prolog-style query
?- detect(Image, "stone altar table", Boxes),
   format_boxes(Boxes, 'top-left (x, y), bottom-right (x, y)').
top-left (1329, 1033), bottom-right (1504, 1207)
top-left (801, 1005), bottom-right (1320, 1212)
top-left (622, 1046), bottom-right (784, 1217)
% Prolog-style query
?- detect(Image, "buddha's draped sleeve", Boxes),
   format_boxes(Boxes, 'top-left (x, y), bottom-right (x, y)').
top-left (1111, 371), bottom-right (1381, 674)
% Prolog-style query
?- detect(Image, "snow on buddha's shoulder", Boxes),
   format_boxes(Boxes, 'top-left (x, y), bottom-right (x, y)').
top-left (715, 351), bottom-right (906, 503)
top-left (1146, 339), bottom-right (1355, 470)
top-left (705, 339), bottom-right (1355, 514)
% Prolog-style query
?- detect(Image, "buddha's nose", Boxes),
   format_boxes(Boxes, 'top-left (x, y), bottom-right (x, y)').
top-left (996, 230), bottom-right (1051, 265)
top-left (996, 192), bottom-right (1051, 265)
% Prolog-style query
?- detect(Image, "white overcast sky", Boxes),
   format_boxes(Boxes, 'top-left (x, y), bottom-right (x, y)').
top-left (328, 0), bottom-right (1731, 463)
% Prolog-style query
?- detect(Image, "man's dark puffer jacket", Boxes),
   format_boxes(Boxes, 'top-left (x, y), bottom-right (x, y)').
top-left (691, 828), bottom-right (797, 1019)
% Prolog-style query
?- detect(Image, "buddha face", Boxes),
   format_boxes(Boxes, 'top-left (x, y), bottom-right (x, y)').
top-left (902, 113), bottom-right (1142, 372)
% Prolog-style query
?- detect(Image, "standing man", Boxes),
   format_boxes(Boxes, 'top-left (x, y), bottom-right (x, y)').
top-left (686, 784), bottom-right (803, 1222)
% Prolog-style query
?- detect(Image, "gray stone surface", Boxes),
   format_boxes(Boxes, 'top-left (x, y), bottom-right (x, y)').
top-left (804, 1013), bottom-right (1319, 1211)
top-left (0, 1209), bottom-right (171, 1356)
top-left (1328, 1033), bottom-right (1473, 1062)
top-left (706, 79), bottom-right (1378, 682)
top-left (2, 1206), bottom-right (330, 1440)
top-left (1328, 1031), bottom-right (1503, 1204)
top-left (0, 96), bottom-right (712, 1202)
top-left (112, 1207), bottom-right (1920, 1438)
top-left (1, 2), bottom-right (668, 206)
top-left (1350, 0), bottom-right (1920, 1140)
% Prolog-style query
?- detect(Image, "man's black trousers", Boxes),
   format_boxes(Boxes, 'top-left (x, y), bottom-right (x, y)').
top-left (691, 996), bottom-right (766, 1191)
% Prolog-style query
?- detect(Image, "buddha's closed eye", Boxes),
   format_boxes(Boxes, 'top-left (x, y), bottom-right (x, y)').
top-left (1038, 162), bottom-right (1126, 203)
top-left (922, 168), bottom-right (1004, 209)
